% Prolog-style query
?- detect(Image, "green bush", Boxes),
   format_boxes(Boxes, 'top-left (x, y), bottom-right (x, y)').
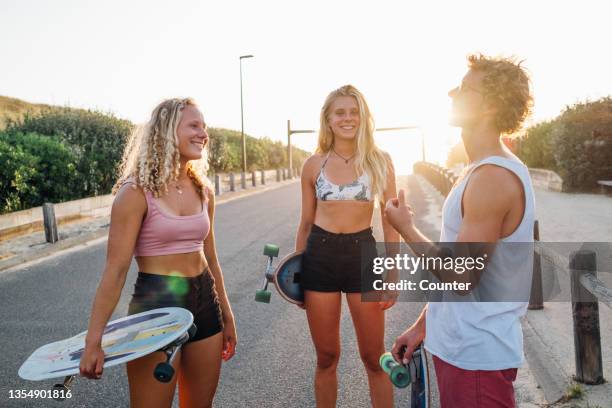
top-left (518, 120), bottom-right (557, 170)
top-left (518, 97), bottom-right (612, 191)
top-left (0, 138), bottom-right (38, 213)
top-left (0, 132), bottom-right (81, 213)
top-left (208, 131), bottom-right (238, 172)
top-left (207, 128), bottom-right (308, 173)
top-left (8, 108), bottom-right (133, 195)
top-left (553, 98), bottom-right (612, 191)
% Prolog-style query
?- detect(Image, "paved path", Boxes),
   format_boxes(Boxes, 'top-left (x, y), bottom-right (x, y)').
top-left (533, 189), bottom-right (612, 242)
top-left (5, 177), bottom-right (609, 407)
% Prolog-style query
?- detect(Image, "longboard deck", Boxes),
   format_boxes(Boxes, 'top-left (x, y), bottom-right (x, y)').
top-left (19, 307), bottom-right (193, 381)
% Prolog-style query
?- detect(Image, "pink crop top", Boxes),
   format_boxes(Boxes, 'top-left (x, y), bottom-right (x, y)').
top-left (122, 182), bottom-right (210, 257)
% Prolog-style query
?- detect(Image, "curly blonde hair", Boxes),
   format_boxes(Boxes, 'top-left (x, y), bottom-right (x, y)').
top-left (317, 85), bottom-right (389, 202)
top-left (468, 54), bottom-right (533, 134)
top-left (113, 97), bottom-right (210, 198)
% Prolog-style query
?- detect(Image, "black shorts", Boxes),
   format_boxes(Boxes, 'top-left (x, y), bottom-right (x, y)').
top-left (302, 224), bottom-right (378, 293)
top-left (128, 269), bottom-right (224, 342)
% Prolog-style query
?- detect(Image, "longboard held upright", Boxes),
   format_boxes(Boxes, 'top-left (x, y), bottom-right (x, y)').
top-left (255, 244), bottom-right (304, 305)
top-left (380, 344), bottom-right (431, 408)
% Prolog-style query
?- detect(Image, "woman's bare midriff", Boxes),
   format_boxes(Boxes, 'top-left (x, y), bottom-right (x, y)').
top-left (135, 251), bottom-right (208, 277)
top-left (313, 200), bottom-right (374, 233)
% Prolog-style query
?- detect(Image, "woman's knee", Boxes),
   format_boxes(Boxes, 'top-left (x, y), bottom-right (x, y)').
top-left (360, 350), bottom-right (384, 373)
top-left (316, 349), bottom-right (340, 370)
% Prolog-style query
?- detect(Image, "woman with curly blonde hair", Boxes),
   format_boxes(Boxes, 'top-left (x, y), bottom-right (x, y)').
top-left (80, 98), bottom-right (236, 407)
top-left (296, 85), bottom-right (399, 407)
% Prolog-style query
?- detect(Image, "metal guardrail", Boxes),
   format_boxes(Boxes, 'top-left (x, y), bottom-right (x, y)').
top-left (415, 160), bottom-right (609, 385)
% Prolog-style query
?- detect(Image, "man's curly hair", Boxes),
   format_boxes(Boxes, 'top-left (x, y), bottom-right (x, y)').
top-left (468, 54), bottom-right (533, 134)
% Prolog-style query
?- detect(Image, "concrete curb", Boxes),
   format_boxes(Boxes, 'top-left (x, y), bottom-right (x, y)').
top-left (522, 316), bottom-right (570, 404)
top-left (0, 228), bottom-right (110, 272)
top-left (0, 179), bottom-right (299, 273)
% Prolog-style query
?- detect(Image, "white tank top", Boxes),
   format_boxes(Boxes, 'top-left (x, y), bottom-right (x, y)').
top-left (424, 155), bottom-right (536, 370)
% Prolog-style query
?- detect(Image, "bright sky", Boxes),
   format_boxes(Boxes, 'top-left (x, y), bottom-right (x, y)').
top-left (2, 0), bottom-right (611, 174)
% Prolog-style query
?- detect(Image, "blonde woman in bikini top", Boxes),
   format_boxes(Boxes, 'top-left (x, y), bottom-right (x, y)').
top-left (295, 85), bottom-right (399, 408)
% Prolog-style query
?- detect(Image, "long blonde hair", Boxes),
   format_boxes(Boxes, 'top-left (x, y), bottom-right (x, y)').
top-left (113, 97), bottom-right (210, 198)
top-left (317, 85), bottom-right (388, 201)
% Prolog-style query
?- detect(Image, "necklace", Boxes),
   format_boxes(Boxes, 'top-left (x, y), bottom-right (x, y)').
top-left (332, 147), bottom-right (355, 164)
top-left (171, 182), bottom-right (183, 195)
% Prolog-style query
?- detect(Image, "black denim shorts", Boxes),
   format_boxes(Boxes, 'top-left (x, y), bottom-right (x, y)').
top-left (302, 224), bottom-right (379, 293)
top-left (128, 269), bottom-right (224, 342)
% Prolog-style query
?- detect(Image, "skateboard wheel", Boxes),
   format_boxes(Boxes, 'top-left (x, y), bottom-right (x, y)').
top-left (263, 244), bottom-right (280, 258)
top-left (390, 366), bottom-right (411, 388)
top-left (379, 352), bottom-right (395, 375)
top-left (255, 290), bottom-right (272, 303)
top-left (379, 352), bottom-right (411, 388)
top-left (154, 362), bottom-right (175, 383)
top-left (187, 323), bottom-right (198, 340)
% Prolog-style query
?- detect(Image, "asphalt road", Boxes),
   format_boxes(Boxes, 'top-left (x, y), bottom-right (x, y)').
top-left (1, 176), bottom-right (439, 407)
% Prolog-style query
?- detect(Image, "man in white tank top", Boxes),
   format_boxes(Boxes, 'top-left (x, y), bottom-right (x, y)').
top-left (385, 54), bottom-right (535, 408)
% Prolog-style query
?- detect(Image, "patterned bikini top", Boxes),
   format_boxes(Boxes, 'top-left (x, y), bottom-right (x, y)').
top-left (315, 152), bottom-right (373, 201)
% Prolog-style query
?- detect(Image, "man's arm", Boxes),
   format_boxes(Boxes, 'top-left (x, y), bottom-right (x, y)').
top-left (388, 165), bottom-right (523, 362)
top-left (385, 165), bottom-right (521, 289)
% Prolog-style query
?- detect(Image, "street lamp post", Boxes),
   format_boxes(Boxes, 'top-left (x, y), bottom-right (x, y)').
top-left (240, 55), bottom-right (254, 174)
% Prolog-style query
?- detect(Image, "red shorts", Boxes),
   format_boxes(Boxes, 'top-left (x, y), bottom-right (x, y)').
top-left (433, 354), bottom-right (518, 408)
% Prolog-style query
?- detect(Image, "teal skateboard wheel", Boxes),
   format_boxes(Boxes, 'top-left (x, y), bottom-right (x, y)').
top-left (379, 352), bottom-right (411, 388)
top-left (380, 352), bottom-right (395, 375)
top-left (390, 365), bottom-right (411, 388)
top-left (255, 289), bottom-right (272, 303)
top-left (263, 244), bottom-right (279, 258)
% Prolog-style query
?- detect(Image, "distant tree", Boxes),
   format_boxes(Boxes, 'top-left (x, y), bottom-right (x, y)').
top-left (518, 97), bottom-right (612, 191)
top-left (553, 97), bottom-right (612, 191)
top-left (517, 120), bottom-right (556, 170)
top-left (207, 127), bottom-right (308, 173)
